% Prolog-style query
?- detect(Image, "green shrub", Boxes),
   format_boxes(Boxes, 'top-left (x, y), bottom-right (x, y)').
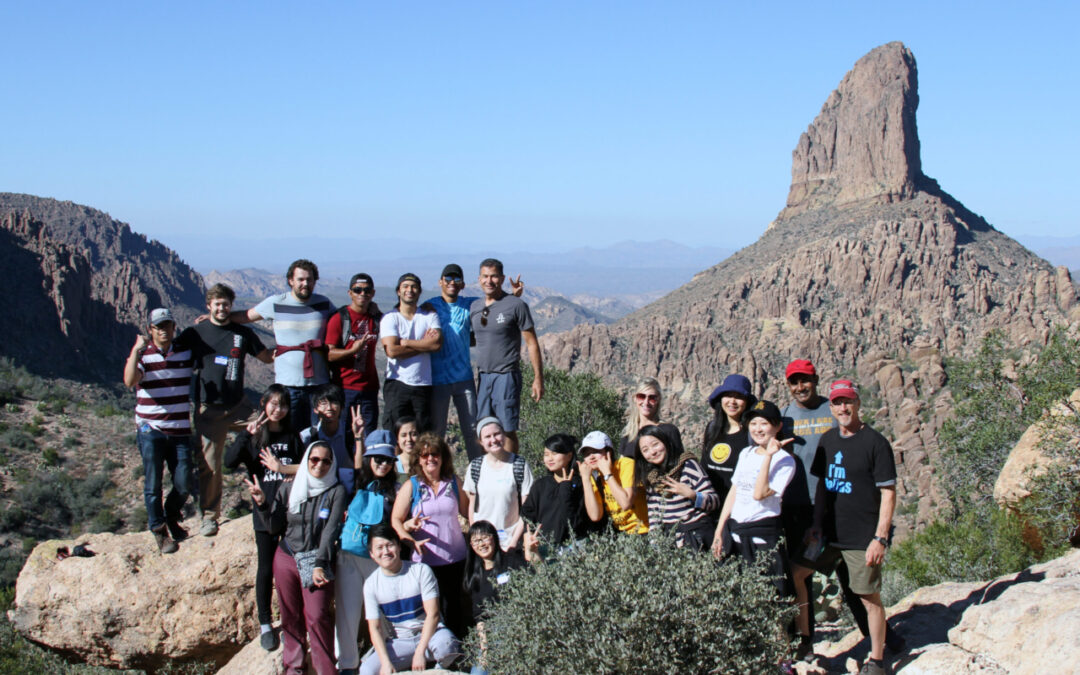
top-left (887, 504), bottom-right (1039, 592)
top-left (62, 435), bottom-right (80, 449)
top-left (42, 447), bottom-right (61, 467)
top-left (467, 531), bottom-right (796, 674)
top-left (518, 365), bottom-right (623, 472)
top-left (1, 429), bottom-right (37, 451)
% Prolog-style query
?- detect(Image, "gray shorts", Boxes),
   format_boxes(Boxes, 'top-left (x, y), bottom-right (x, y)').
top-left (476, 369), bottom-right (522, 432)
top-left (817, 546), bottom-right (882, 596)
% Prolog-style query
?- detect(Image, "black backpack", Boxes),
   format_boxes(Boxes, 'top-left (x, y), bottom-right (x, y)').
top-left (468, 455), bottom-right (527, 513)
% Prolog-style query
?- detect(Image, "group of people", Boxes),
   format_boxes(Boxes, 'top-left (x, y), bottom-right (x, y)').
top-left (124, 257), bottom-right (901, 675)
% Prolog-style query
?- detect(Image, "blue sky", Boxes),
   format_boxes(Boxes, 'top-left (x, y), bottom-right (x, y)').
top-left (2, 1), bottom-right (1077, 253)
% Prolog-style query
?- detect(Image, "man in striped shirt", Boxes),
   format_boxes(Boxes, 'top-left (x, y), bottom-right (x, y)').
top-left (123, 308), bottom-right (195, 554)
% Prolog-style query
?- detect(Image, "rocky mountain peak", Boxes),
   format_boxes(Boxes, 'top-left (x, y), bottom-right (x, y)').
top-left (781, 41), bottom-right (924, 219)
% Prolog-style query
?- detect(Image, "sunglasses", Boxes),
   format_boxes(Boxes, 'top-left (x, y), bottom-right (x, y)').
top-left (443, 276), bottom-right (463, 284)
top-left (480, 306), bottom-right (490, 327)
top-left (635, 393), bottom-right (659, 403)
top-left (309, 455), bottom-right (333, 467)
top-left (418, 451), bottom-right (441, 459)
top-left (371, 456), bottom-right (394, 466)
top-left (350, 286), bottom-right (375, 295)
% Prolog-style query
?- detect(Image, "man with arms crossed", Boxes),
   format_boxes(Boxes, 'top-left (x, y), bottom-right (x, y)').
top-left (223, 259), bottom-right (333, 432)
top-left (359, 524), bottom-right (461, 675)
top-left (469, 258), bottom-right (543, 456)
top-left (380, 273), bottom-right (441, 432)
top-left (181, 283), bottom-right (273, 536)
top-left (809, 379), bottom-right (897, 675)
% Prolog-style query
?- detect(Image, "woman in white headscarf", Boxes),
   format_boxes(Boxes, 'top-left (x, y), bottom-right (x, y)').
top-left (247, 441), bottom-right (348, 675)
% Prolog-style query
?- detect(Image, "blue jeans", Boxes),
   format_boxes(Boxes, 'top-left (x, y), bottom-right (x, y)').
top-left (285, 385), bottom-right (319, 434)
top-left (343, 388), bottom-right (379, 438)
top-left (137, 424), bottom-right (194, 531)
top-left (432, 379), bottom-right (482, 460)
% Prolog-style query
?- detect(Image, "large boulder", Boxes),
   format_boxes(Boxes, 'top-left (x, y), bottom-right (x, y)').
top-left (994, 387), bottom-right (1080, 506)
top-left (805, 549), bottom-right (1080, 673)
top-left (7, 516), bottom-right (258, 670)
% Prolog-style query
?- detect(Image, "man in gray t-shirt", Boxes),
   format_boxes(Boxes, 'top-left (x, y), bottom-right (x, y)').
top-left (469, 258), bottom-right (543, 456)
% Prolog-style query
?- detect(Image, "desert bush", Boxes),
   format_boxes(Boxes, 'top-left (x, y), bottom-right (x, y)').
top-left (42, 447), bottom-right (61, 467)
top-left (887, 503), bottom-right (1039, 592)
top-left (467, 531), bottom-right (796, 674)
top-left (518, 365), bottom-right (623, 472)
top-left (5, 470), bottom-right (117, 538)
top-left (1, 429), bottom-right (37, 452)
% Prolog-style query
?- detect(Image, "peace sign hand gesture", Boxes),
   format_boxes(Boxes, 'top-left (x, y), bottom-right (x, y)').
top-left (553, 466), bottom-right (574, 484)
top-left (351, 405), bottom-right (365, 439)
top-left (246, 411), bottom-right (268, 436)
top-left (244, 475), bottom-right (266, 506)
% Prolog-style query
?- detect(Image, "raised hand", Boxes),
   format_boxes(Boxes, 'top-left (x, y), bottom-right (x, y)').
top-left (132, 334), bottom-right (150, 352)
top-left (553, 467), bottom-right (573, 484)
top-left (523, 523), bottom-right (542, 555)
top-left (404, 515), bottom-right (430, 533)
top-left (510, 274), bottom-right (524, 297)
top-left (259, 448), bottom-right (283, 474)
top-left (661, 476), bottom-right (695, 500)
top-left (243, 475), bottom-right (266, 505)
top-left (246, 411), bottom-right (268, 436)
top-left (764, 437), bottom-right (795, 456)
top-left (594, 453), bottom-right (613, 476)
top-left (351, 405), bottom-right (365, 438)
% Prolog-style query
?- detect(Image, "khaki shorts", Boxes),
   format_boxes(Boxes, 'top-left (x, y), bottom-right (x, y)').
top-left (816, 546), bottom-right (882, 595)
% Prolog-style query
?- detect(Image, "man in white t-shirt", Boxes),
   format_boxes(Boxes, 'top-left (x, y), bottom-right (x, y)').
top-left (379, 273), bottom-right (442, 433)
top-left (359, 525), bottom-right (460, 675)
top-left (464, 417), bottom-right (535, 551)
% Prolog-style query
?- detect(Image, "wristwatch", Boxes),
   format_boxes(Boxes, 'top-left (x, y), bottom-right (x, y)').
top-left (872, 535), bottom-right (890, 547)
top-left (603, 473), bottom-right (614, 482)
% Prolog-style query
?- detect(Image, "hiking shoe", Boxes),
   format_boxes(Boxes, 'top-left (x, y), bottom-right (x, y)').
top-left (259, 630), bottom-right (279, 651)
top-left (858, 661), bottom-right (889, 675)
top-left (795, 636), bottom-right (815, 662)
top-left (200, 518), bottom-right (219, 537)
top-left (166, 516), bottom-right (188, 542)
top-left (152, 525), bottom-right (178, 554)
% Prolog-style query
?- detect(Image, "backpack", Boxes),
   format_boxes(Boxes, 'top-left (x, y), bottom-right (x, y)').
top-left (339, 488), bottom-right (387, 558)
top-left (468, 455), bottom-right (527, 513)
top-left (409, 474), bottom-right (460, 511)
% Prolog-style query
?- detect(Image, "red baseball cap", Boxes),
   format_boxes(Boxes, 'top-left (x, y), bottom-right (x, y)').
top-left (827, 379), bottom-right (859, 402)
top-left (785, 359), bottom-right (816, 379)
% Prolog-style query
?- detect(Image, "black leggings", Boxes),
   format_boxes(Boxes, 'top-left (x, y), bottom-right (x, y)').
top-left (254, 529), bottom-right (281, 625)
top-left (431, 559), bottom-right (469, 639)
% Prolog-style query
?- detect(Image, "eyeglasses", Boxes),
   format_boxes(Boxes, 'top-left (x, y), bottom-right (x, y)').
top-left (470, 536), bottom-right (495, 545)
top-left (350, 286), bottom-right (375, 295)
top-left (442, 276), bottom-right (463, 284)
top-left (371, 456), bottom-right (394, 466)
top-left (635, 393), bottom-right (659, 403)
top-left (309, 456), bottom-right (333, 467)
top-left (480, 306), bottom-right (490, 326)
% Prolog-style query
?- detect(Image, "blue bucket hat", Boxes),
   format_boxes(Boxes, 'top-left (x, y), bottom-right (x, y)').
top-left (364, 429), bottom-right (396, 458)
top-left (708, 374), bottom-right (753, 408)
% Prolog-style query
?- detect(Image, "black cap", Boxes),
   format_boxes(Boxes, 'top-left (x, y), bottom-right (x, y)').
top-left (349, 273), bottom-right (374, 288)
top-left (743, 399), bottom-right (782, 425)
top-left (441, 264), bottom-right (464, 279)
top-left (396, 273), bottom-right (421, 290)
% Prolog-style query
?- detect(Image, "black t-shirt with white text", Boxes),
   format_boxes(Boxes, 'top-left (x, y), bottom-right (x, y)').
top-left (181, 322), bottom-right (266, 408)
top-left (811, 424), bottom-right (897, 550)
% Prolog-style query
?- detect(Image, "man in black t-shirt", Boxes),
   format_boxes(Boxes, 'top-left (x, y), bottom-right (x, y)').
top-left (180, 283), bottom-right (272, 536)
top-left (809, 379), bottom-right (897, 675)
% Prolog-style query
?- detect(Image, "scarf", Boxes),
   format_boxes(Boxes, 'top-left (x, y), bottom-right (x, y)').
top-left (288, 442), bottom-right (339, 514)
top-left (645, 452), bottom-right (698, 495)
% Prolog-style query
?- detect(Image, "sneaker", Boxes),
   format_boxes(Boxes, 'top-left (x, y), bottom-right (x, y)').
top-left (200, 518), bottom-right (219, 537)
top-left (166, 516), bottom-right (188, 542)
top-left (858, 660), bottom-right (889, 675)
top-left (152, 525), bottom-right (178, 554)
top-left (259, 630), bottom-right (279, 651)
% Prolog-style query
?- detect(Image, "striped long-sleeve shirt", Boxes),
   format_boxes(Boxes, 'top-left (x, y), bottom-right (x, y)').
top-left (646, 458), bottom-right (720, 547)
top-left (135, 342), bottom-right (194, 435)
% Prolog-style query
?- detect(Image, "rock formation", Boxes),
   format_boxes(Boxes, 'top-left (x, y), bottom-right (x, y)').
top-left (1, 193), bottom-right (206, 380)
top-left (540, 42), bottom-right (1079, 526)
top-left (8, 517), bottom-right (258, 670)
top-left (798, 548), bottom-right (1080, 674)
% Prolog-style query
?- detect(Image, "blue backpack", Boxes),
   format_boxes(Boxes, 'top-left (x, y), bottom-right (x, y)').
top-left (340, 488), bottom-right (387, 558)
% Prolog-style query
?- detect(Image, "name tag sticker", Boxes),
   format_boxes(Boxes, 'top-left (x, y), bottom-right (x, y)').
top-left (214, 355), bottom-right (229, 366)
top-left (496, 572), bottom-right (511, 585)
top-left (318, 508), bottom-right (330, 520)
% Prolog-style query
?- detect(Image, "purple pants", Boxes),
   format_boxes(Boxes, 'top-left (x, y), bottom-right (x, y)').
top-left (273, 546), bottom-right (336, 674)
